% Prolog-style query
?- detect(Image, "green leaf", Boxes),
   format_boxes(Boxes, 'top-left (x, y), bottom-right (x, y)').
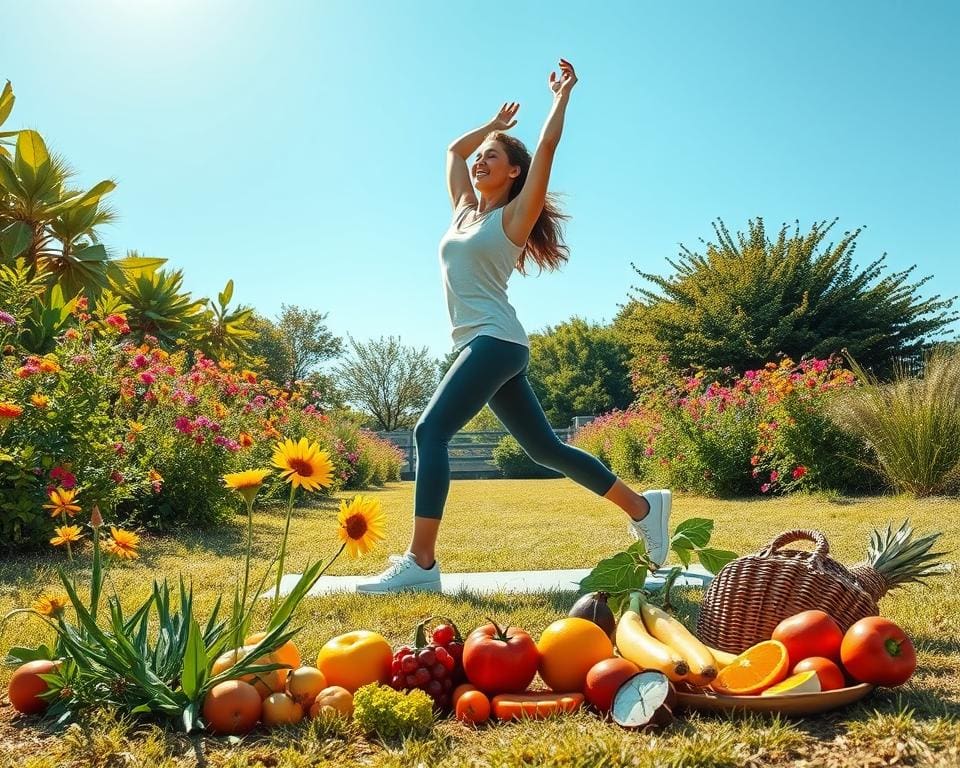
top-left (181, 617), bottom-right (206, 702)
top-left (0, 80), bottom-right (14, 126)
top-left (697, 548), bottom-right (738, 574)
top-left (672, 518), bottom-right (713, 548)
top-left (0, 156), bottom-right (25, 196)
top-left (4, 644), bottom-right (53, 666)
top-left (0, 221), bottom-right (31, 259)
top-left (577, 539), bottom-right (651, 596)
top-left (673, 543), bottom-right (692, 568)
top-left (219, 279), bottom-right (234, 308)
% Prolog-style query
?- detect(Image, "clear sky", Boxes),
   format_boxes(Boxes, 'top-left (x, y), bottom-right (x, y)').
top-left (4, 0), bottom-right (958, 362)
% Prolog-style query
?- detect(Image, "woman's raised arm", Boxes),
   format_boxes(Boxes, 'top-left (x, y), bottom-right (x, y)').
top-left (446, 103), bottom-right (519, 211)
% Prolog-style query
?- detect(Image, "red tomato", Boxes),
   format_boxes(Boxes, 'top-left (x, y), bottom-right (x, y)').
top-left (432, 624), bottom-right (455, 646)
top-left (792, 656), bottom-right (846, 692)
top-left (462, 618), bottom-right (539, 695)
top-left (771, 610), bottom-right (844, 666)
top-left (840, 616), bottom-right (916, 687)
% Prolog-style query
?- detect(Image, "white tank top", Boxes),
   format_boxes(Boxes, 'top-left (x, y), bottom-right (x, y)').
top-left (438, 201), bottom-right (529, 353)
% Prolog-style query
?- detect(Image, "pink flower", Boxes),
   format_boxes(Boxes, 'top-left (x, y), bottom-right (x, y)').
top-left (174, 416), bottom-right (194, 434)
top-left (760, 483), bottom-right (771, 493)
top-left (111, 470), bottom-right (125, 485)
top-left (769, 470), bottom-right (779, 483)
top-left (50, 466), bottom-right (77, 490)
top-left (139, 372), bottom-right (155, 385)
top-left (130, 354), bottom-right (148, 369)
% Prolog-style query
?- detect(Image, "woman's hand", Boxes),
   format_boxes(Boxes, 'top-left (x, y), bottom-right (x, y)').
top-left (490, 102), bottom-right (520, 131)
top-left (549, 58), bottom-right (578, 99)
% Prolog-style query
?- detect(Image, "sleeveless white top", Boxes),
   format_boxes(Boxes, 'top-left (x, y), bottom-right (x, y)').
top-left (438, 201), bottom-right (529, 353)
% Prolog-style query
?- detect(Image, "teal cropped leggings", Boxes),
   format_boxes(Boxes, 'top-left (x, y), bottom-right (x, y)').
top-left (413, 334), bottom-right (618, 519)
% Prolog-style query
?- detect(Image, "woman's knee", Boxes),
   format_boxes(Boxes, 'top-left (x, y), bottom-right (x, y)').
top-left (525, 437), bottom-right (567, 467)
top-left (414, 417), bottom-right (444, 447)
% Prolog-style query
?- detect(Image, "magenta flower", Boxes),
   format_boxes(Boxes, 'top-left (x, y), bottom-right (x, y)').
top-left (174, 416), bottom-right (194, 434)
top-left (760, 483), bottom-right (771, 493)
top-left (792, 465), bottom-right (808, 480)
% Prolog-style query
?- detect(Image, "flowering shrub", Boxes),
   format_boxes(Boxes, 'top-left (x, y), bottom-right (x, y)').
top-left (572, 357), bottom-right (876, 496)
top-left (1, 310), bottom-right (403, 545)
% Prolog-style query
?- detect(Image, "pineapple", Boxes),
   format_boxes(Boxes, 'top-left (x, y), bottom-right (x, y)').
top-left (848, 519), bottom-right (948, 603)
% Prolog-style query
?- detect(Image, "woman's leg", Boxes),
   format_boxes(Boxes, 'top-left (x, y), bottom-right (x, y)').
top-left (487, 367), bottom-right (672, 565)
top-left (406, 336), bottom-right (528, 566)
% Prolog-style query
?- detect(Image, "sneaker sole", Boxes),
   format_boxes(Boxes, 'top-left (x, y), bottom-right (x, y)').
top-left (356, 581), bottom-right (442, 595)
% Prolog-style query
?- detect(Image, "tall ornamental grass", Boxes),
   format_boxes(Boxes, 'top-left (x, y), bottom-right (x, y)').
top-left (831, 347), bottom-right (960, 496)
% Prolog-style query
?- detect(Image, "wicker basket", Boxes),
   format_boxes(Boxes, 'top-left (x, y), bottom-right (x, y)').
top-left (696, 529), bottom-right (880, 654)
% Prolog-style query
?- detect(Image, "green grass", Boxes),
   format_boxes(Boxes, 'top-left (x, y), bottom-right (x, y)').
top-left (1, 479), bottom-right (958, 767)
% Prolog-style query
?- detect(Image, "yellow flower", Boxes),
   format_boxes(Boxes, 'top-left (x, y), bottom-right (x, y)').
top-left (50, 524), bottom-right (85, 547)
top-left (38, 358), bottom-right (60, 373)
top-left (148, 469), bottom-right (163, 483)
top-left (0, 401), bottom-right (23, 423)
top-left (223, 469), bottom-right (271, 504)
top-left (271, 438), bottom-right (333, 492)
top-left (30, 393), bottom-right (49, 408)
top-left (43, 487), bottom-right (81, 518)
top-left (104, 527), bottom-right (140, 559)
top-left (337, 495), bottom-right (386, 558)
top-left (32, 593), bottom-right (70, 618)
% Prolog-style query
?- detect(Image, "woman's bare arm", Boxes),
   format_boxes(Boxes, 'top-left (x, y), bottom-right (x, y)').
top-left (446, 104), bottom-right (519, 210)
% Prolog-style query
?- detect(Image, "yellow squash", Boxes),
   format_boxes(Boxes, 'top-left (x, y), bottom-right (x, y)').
top-left (638, 596), bottom-right (718, 687)
top-left (615, 593), bottom-right (689, 682)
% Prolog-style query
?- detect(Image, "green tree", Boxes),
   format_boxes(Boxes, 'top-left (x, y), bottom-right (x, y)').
top-left (245, 312), bottom-right (294, 382)
top-left (333, 335), bottom-right (438, 431)
top-left (618, 217), bottom-right (957, 380)
top-left (527, 317), bottom-right (634, 427)
top-left (277, 304), bottom-right (343, 381)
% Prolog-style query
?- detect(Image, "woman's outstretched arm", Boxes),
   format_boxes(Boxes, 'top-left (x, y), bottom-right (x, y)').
top-left (506, 59), bottom-right (578, 241)
top-left (446, 104), bottom-right (519, 210)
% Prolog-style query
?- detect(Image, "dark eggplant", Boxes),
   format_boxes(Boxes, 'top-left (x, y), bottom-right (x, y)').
top-left (569, 591), bottom-right (617, 640)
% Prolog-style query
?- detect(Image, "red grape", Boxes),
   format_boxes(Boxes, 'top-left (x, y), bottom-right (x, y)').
top-left (405, 674), bottom-right (418, 688)
top-left (431, 663), bottom-right (446, 679)
top-left (401, 656), bottom-right (418, 674)
top-left (417, 648), bottom-right (436, 667)
top-left (426, 680), bottom-right (443, 698)
top-left (414, 667), bottom-right (431, 687)
top-left (432, 624), bottom-right (455, 646)
top-left (390, 675), bottom-right (403, 689)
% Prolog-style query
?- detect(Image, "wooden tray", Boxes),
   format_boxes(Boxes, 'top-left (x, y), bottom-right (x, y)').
top-left (676, 683), bottom-right (875, 716)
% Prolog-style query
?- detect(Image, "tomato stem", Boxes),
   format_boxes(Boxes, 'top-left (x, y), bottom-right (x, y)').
top-left (884, 637), bottom-right (904, 657)
top-left (485, 616), bottom-right (511, 642)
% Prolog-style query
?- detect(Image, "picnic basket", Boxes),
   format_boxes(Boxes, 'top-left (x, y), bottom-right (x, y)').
top-left (695, 529), bottom-right (882, 654)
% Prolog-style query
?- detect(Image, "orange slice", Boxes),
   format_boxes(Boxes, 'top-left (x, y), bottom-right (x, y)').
top-left (760, 670), bottom-right (821, 696)
top-left (710, 640), bottom-right (790, 695)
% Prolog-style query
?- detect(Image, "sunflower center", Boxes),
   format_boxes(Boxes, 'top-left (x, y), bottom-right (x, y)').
top-left (289, 458), bottom-right (314, 477)
top-left (344, 514), bottom-right (368, 540)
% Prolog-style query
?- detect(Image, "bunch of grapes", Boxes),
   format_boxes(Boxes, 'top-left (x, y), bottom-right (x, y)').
top-left (390, 618), bottom-right (465, 710)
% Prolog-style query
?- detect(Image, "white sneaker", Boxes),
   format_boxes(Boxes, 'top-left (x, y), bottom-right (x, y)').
top-left (355, 553), bottom-right (442, 594)
top-left (628, 489), bottom-right (672, 569)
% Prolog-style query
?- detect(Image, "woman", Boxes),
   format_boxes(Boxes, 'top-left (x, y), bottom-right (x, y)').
top-left (357, 59), bottom-right (671, 594)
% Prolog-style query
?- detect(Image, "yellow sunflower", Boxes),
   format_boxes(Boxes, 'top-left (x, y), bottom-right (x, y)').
top-left (43, 487), bottom-right (81, 518)
top-left (271, 438), bottom-right (333, 492)
top-left (32, 593), bottom-right (70, 618)
top-left (30, 393), bottom-right (49, 408)
top-left (104, 527), bottom-right (140, 559)
top-left (223, 469), bottom-right (272, 504)
top-left (337, 495), bottom-right (386, 558)
top-left (50, 524), bottom-right (85, 547)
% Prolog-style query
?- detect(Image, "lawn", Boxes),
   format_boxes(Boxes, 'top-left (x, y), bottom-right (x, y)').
top-left (1, 479), bottom-right (958, 768)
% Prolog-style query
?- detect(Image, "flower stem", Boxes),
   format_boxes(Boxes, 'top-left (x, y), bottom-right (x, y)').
top-left (274, 483), bottom-right (298, 602)
top-left (241, 497), bottom-right (254, 611)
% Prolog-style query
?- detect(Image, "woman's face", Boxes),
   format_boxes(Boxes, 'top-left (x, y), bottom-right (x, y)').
top-left (472, 140), bottom-right (519, 192)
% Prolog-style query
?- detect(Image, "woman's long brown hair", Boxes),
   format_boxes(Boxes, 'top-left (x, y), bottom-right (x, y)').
top-left (486, 131), bottom-right (570, 275)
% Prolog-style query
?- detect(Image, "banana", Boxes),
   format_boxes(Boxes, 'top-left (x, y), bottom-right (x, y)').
top-left (638, 596), bottom-right (718, 687)
top-left (615, 592), bottom-right (689, 682)
top-left (704, 644), bottom-right (739, 671)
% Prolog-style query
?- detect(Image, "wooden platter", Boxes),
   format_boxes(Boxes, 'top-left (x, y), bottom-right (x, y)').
top-left (676, 683), bottom-right (875, 716)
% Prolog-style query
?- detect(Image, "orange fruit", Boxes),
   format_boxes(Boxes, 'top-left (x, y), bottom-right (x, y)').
top-left (761, 670), bottom-right (822, 696)
top-left (536, 617), bottom-right (614, 693)
top-left (203, 680), bottom-right (262, 735)
top-left (261, 691), bottom-right (304, 727)
top-left (8, 660), bottom-right (59, 715)
top-left (452, 683), bottom-right (478, 706)
top-left (308, 685), bottom-right (354, 719)
top-left (710, 640), bottom-right (790, 695)
top-left (316, 631), bottom-right (392, 693)
top-left (210, 646), bottom-right (284, 699)
top-left (455, 689), bottom-right (491, 724)
top-left (287, 666), bottom-right (327, 708)
top-left (245, 631), bottom-right (301, 679)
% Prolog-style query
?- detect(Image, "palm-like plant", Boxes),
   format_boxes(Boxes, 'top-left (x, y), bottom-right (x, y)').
top-left (191, 279), bottom-right (259, 363)
top-left (110, 264), bottom-right (207, 347)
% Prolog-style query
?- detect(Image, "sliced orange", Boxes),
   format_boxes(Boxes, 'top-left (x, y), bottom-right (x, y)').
top-left (760, 670), bottom-right (821, 696)
top-left (710, 640), bottom-right (790, 695)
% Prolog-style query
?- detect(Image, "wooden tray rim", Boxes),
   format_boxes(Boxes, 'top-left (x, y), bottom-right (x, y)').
top-left (676, 682), bottom-right (875, 713)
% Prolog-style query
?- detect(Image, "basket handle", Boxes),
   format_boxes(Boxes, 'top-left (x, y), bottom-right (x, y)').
top-left (761, 529), bottom-right (830, 562)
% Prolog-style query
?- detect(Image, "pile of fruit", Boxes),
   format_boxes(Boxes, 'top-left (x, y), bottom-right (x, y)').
top-left (7, 596), bottom-right (917, 735)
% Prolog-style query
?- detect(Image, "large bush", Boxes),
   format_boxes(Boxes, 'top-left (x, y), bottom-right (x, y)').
top-left (492, 435), bottom-right (562, 479)
top-left (571, 357), bottom-right (876, 497)
top-left (616, 217), bottom-right (957, 383)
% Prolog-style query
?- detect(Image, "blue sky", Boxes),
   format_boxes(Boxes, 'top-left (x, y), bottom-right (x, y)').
top-left (4, 0), bottom-right (959, 362)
